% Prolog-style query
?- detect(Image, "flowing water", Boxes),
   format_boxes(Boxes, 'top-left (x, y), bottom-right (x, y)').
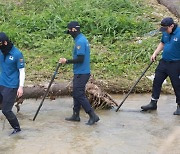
top-left (0, 94), bottom-right (179, 154)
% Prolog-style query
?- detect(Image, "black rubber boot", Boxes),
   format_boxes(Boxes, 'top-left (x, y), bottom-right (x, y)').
top-left (141, 100), bottom-right (157, 111)
top-left (65, 110), bottom-right (80, 122)
top-left (8, 118), bottom-right (21, 135)
top-left (10, 128), bottom-right (21, 135)
top-left (86, 110), bottom-right (100, 125)
top-left (173, 104), bottom-right (180, 115)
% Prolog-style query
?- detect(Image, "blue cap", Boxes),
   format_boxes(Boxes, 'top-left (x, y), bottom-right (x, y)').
top-left (65, 21), bottom-right (80, 34)
top-left (67, 21), bottom-right (80, 29)
top-left (160, 17), bottom-right (174, 32)
top-left (0, 32), bottom-right (9, 42)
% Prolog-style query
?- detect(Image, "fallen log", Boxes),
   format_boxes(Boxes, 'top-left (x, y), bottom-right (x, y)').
top-left (15, 78), bottom-right (118, 112)
top-left (86, 80), bottom-right (118, 109)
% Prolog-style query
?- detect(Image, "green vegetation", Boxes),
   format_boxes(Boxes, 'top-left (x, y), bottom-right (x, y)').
top-left (0, 0), bottom-right (168, 92)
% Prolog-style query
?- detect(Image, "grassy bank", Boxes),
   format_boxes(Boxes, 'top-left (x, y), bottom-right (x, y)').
top-left (0, 0), bottom-right (175, 93)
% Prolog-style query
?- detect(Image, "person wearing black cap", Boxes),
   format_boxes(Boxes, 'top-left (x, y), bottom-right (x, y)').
top-left (0, 32), bottom-right (25, 134)
top-left (141, 17), bottom-right (180, 115)
top-left (59, 21), bottom-right (100, 125)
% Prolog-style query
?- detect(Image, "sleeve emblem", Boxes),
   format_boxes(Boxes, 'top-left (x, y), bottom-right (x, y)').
top-left (77, 46), bottom-right (81, 50)
top-left (19, 58), bottom-right (24, 62)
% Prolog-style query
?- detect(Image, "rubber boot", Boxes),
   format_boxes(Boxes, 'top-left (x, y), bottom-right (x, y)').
top-left (8, 118), bottom-right (21, 135)
top-left (86, 110), bottom-right (100, 125)
top-left (65, 110), bottom-right (80, 122)
top-left (173, 104), bottom-right (180, 115)
top-left (141, 100), bottom-right (157, 111)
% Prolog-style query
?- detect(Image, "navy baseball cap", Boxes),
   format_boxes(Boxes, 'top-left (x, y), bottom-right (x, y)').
top-left (0, 32), bottom-right (9, 43)
top-left (65, 21), bottom-right (80, 34)
top-left (160, 17), bottom-right (174, 32)
top-left (0, 32), bottom-right (9, 46)
top-left (67, 21), bottom-right (80, 29)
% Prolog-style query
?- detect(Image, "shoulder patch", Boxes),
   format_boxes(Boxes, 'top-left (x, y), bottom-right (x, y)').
top-left (77, 46), bottom-right (81, 50)
top-left (19, 58), bottom-right (24, 62)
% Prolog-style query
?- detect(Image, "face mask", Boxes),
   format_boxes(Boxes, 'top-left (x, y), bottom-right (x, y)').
top-left (0, 41), bottom-right (13, 55)
top-left (68, 30), bottom-right (80, 38)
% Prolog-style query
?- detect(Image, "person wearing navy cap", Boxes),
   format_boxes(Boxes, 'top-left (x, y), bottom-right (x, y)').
top-left (141, 17), bottom-right (180, 115)
top-left (0, 32), bottom-right (25, 134)
top-left (59, 21), bottom-right (100, 125)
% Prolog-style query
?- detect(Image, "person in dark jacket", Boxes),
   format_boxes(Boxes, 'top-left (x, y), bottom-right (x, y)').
top-left (59, 21), bottom-right (100, 125)
top-left (0, 32), bottom-right (25, 134)
top-left (141, 17), bottom-right (180, 115)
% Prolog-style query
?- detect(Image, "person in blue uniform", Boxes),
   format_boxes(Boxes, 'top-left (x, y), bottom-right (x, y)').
top-left (0, 32), bottom-right (25, 134)
top-left (141, 17), bottom-right (180, 115)
top-left (59, 21), bottom-right (100, 125)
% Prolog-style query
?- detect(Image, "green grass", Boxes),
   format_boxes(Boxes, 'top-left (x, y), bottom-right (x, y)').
top-left (0, 0), bottom-right (167, 92)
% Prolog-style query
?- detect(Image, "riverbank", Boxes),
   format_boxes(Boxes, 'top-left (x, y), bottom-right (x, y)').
top-left (0, 0), bottom-right (178, 95)
top-left (21, 0), bottom-right (176, 96)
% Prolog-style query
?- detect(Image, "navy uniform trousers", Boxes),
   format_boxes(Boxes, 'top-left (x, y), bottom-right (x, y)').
top-left (152, 59), bottom-right (180, 105)
top-left (0, 86), bottom-right (20, 129)
top-left (72, 74), bottom-right (92, 113)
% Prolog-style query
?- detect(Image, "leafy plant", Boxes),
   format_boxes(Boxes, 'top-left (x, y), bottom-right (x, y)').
top-left (0, 0), bottom-right (162, 89)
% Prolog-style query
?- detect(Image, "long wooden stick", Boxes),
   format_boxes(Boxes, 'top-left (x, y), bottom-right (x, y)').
top-left (116, 61), bottom-right (153, 112)
top-left (33, 63), bottom-right (61, 121)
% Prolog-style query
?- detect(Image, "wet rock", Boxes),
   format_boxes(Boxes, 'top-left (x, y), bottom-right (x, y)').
top-left (157, 0), bottom-right (180, 17)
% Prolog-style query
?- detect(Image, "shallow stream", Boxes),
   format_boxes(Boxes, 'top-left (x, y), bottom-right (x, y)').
top-left (0, 94), bottom-right (179, 154)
